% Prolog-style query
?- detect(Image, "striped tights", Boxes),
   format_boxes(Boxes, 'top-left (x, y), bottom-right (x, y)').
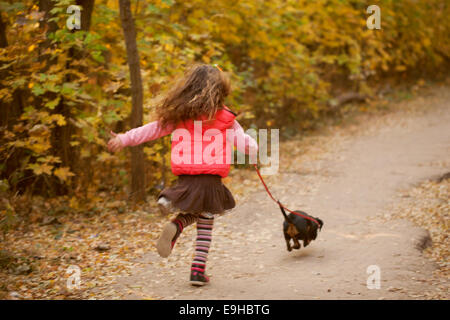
top-left (172, 213), bottom-right (214, 274)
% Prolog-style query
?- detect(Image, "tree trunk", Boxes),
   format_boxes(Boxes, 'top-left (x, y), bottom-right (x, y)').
top-left (0, 12), bottom-right (7, 48)
top-left (53, 0), bottom-right (95, 170)
top-left (118, 0), bottom-right (146, 202)
top-left (77, 0), bottom-right (95, 31)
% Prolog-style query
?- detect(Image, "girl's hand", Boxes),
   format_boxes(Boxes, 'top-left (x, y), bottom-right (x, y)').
top-left (107, 131), bottom-right (124, 152)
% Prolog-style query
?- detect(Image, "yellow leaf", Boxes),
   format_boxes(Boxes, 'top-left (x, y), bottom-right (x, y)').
top-left (27, 135), bottom-right (52, 153)
top-left (97, 151), bottom-right (114, 162)
top-left (50, 114), bottom-right (66, 126)
top-left (53, 167), bottom-right (75, 181)
top-left (28, 45), bottom-right (36, 52)
top-left (164, 43), bottom-right (174, 52)
top-left (27, 163), bottom-right (53, 175)
top-left (40, 163), bottom-right (53, 175)
top-left (70, 141), bottom-right (80, 147)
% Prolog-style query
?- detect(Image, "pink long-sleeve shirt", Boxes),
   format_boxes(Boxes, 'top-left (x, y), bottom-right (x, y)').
top-left (117, 120), bottom-right (258, 155)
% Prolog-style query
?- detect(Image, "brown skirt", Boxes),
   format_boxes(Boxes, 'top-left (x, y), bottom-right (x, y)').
top-left (158, 175), bottom-right (236, 215)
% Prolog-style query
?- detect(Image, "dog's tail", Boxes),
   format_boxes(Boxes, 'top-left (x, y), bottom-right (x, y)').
top-left (278, 201), bottom-right (292, 223)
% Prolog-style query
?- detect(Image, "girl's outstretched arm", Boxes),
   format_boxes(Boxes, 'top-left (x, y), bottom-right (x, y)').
top-left (228, 120), bottom-right (258, 159)
top-left (108, 121), bottom-right (172, 152)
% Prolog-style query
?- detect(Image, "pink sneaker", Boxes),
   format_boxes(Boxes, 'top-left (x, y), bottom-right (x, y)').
top-left (190, 270), bottom-right (210, 286)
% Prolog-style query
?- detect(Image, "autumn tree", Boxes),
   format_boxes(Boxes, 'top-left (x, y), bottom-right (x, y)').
top-left (38, 0), bottom-right (95, 194)
top-left (118, 0), bottom-right (146, 202)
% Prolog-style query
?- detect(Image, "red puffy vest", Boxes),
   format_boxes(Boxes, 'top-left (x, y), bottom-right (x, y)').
top-left (171, 106), bottom-right (236, 178)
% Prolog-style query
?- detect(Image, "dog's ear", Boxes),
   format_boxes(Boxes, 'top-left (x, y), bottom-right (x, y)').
top-left (316, 218), bottom-right (324, 231)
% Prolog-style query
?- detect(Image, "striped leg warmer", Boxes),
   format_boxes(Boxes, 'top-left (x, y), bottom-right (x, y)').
top-left (172, 213), bottom-right (198, 232)
top-left (191, 215), bottom-right (214, 274)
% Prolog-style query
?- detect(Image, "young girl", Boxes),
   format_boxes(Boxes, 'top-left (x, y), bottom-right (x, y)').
top-left (107, 64), bottom-right (258, 286)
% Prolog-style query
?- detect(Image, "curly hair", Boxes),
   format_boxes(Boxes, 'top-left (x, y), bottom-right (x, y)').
top-left (156, 64), bottom-right (231, 128)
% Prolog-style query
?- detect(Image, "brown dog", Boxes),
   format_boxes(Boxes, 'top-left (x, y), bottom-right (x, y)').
top-left (280, 203), bottom-right (323, 251)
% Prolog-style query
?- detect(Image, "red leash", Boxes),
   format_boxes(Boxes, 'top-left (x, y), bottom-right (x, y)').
top-left (253, 164), bottom-right (321, 227)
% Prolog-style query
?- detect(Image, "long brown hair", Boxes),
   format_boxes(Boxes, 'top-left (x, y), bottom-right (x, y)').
top-left (156, 64), bottom-right (231, 128)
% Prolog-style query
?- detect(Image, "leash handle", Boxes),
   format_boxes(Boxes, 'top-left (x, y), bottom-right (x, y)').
top-left (253, 164), bottom-right (321, 227)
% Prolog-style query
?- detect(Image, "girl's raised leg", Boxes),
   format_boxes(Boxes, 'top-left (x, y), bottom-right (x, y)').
top-left (156, 213), bottom-right (197, 258)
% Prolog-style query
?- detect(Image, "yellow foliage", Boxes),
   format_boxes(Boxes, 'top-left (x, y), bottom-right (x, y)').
top-left (0, 0), bottom-right (448, 195)
top-left (27, 163), bottom-right (53, 176)
top-left (53, 167), bottom-right (75, 182)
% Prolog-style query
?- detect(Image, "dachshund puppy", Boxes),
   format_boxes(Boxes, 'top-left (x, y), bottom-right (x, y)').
top-left (279, 203), bottom-right (323, 252)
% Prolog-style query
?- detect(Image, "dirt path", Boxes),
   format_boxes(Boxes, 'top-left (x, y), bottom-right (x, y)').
top-left (112, 86), bottom-right (450, 300)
